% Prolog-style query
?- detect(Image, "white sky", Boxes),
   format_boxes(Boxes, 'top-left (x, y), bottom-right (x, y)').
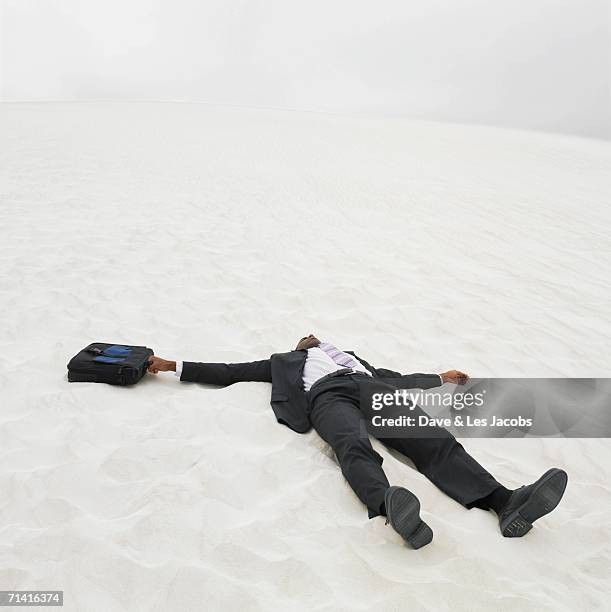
top-left (1, 0), bottom-right (610, 138)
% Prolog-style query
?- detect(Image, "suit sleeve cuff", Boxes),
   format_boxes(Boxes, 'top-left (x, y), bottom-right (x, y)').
top-left (175, 360), bottom-right (183, 377)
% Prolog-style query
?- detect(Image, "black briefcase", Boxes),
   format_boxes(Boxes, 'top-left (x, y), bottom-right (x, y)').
top-left (67, 342), bottom-right (154, 385)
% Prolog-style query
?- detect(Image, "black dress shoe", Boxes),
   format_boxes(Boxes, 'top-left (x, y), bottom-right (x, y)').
top-left (384, 486), bottom-right (433, 549)
top-left (498, 468), bottom-right (568, 537)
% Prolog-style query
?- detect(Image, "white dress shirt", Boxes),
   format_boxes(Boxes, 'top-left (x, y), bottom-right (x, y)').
top-left (301, 347), bottom-right (371, 391)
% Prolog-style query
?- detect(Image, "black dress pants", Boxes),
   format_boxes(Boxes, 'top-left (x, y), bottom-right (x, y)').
top-left (307, 375), bottom-right (502, 518)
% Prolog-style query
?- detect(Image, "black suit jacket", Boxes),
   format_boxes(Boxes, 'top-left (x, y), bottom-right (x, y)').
top-left (180, 350), bottom-right (442, 433)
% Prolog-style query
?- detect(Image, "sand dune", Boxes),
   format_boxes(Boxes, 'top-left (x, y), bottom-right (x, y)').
top-left (0, 102), bottom-right (610, 611)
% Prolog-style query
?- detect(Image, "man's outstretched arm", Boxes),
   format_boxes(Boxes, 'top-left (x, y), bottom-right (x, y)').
top-left (147, 356), bottom-right (272, 386)
top-left (374, 366), bottom-right (469, 388)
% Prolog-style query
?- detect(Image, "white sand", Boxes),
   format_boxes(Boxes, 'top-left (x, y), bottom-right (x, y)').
top-left (1, 102), bottom-right (610, 611)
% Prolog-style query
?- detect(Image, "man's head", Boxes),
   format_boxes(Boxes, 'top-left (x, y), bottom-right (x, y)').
top-left (295, 334), bottom-right (321, 351)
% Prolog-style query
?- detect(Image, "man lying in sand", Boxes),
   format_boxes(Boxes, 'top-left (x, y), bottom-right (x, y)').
top-left (147, 334), bottom-right (568, 549)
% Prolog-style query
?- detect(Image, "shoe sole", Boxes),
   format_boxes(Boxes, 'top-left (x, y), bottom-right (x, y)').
top-left (501, 468), bottom-right (568, 538)
top-left (385, 487), bottom-right (433, 549)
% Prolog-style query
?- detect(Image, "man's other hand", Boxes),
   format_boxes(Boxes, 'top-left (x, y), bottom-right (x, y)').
top-left (440, 370), bottom-right (469, 385)
top-left (147, 356), bottom-right (176, 374)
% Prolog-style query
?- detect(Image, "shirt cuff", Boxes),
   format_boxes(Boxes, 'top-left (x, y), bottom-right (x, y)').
top-left (438, 374), bottom-right (444, 385)
top-left (175, 361), bottom-right (183, 377)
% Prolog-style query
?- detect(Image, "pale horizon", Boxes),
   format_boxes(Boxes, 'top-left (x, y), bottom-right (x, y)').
top-left (2, 0), bottom-right (609, 139)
